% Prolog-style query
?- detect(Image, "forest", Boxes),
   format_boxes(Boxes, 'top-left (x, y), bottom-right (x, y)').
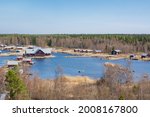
top-left (0, 34), bottom-right (150, 53)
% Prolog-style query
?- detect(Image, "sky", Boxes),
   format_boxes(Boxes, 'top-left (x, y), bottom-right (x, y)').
top-left (0, 0), bottom-right (150, 34)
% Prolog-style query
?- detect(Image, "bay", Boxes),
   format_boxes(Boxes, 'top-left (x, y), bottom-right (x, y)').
top-left (0, 53), bottom-right (150, 80)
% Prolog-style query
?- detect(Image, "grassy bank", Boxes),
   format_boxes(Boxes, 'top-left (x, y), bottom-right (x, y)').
top-left (22, 75), bottom-right (150, 100)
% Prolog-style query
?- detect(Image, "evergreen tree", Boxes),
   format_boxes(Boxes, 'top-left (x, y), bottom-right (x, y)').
top-left (5, 69), bottom-right (29, 100)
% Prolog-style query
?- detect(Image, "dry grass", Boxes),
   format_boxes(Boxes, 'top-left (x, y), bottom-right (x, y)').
top-left (21, 62), bottom-right (150, 100)
top-left (24, 76), bottom-right (97, 100)
top-left (2, 63), bottom-right (150, 100)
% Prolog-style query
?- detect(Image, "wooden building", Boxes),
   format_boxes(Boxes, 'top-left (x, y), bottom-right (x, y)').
top-left (22, 58), bottom-right (34, 65)
top-left (141, 53), bottom-right (148, 59)
top-left (111, 50), bottom-right (121, 55)
top-left (25, 47), bottom-right (52, 57)
top-left (94, 50), bottom-right (102, 54)
top-left (17, 56), bottom-right (23, 61)
top-left (7, 61), bottom-right (18, 68)
top-left (129, 54), bottom-right (137, 60)
top-left (74, 49), bottom-right (81, 52)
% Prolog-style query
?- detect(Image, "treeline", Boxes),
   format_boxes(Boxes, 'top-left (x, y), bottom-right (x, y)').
top-left (0, 34), bottom-right (150, 53)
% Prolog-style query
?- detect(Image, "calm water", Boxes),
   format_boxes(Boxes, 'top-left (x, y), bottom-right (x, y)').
top-left (0, 56), bottom-right (17, 67)
top-left (0, 53), bottom-right (150, 80)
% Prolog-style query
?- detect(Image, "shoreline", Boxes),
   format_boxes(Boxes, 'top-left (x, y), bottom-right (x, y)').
top-left (55, 48), bottom-right (150, 61)
top-left (0, 52), bottom-right (55, 58)
top-left (0, 52), bottom-right (23, 56)
top-left (1, 47), bottom-right (150, 61)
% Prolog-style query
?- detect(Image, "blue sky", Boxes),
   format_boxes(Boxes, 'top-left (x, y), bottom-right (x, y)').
top-left (0, 0), bottom-right (150, 34)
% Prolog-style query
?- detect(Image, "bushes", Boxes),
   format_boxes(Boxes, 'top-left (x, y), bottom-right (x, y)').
top-left (23, 67), bottom-right (150, 100)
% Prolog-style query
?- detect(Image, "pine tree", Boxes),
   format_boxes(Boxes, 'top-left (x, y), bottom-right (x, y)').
top-left (5, 69), bottom-right (29, 100)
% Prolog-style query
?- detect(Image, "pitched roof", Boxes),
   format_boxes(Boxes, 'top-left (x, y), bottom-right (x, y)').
top-left (42, 48), bottom-right (52, 54)
top-left (115, 50), bottom-right (121, 52)
top-left (23, 58), bottom-right (32, 62)
top-left (95, 50), bottom-right (102, 52)
top-left (25, 48), bottom-right (37, 54)
top-left (141, 53), bottom-right (148, 56)
top-left (25, 47), bottom-right (52, 54)
top-left (7, 61), bottom-right (18, 66)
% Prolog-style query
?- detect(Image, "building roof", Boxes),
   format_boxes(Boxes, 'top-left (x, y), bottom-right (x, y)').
top-left (42, 48), bottom-right (52, 54)
top-left (7, 61), bottom-right (18, 66)
top-left (95, 50), bottom-right (102, 52)
top-left (4, 46), bottom-right (16, 49)
top-left (25, 47), bottom-right (52, 54)
top-left (114, 50), bottom-right (121, 52)
top-left (23, 58), bottom-right (32, 62)
top-left (141, 53), bottom-right (148, 56)
top-left (25, 48), bottom-right (37, 54)
top-left (86, 49), bottom-right (93, 52)
top-left (74, 49), bottom-right (80, 50)
top-left (0, 44), bottom-right (6, 47)
top-left (16, 46), bottom-right (23, 48)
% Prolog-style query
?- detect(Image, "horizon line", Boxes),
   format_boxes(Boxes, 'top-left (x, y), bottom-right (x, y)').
top-left (0, 33), bottom-right (150, 35)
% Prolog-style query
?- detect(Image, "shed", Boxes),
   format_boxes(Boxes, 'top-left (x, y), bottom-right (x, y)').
top-left (23, 58), bottom-right (32, 63)
top-left (17, 56), bottom-right (23, 61)
top-left (74, 49), bottom-right (81, 52)
top-left (4, 46), bottom-right (15, 50)
top-left (79, 49), bottom-right (85, 53)
top-left (94, 50), bottom-right (102, 53)
top-left (141, 53), bottom-right (148, 59)
top-left (111, 50), bottom-right (121, 55)
top-left (86, 49), bottom-right (93, 53)
top-left (7, 61), bottom-right (18, 67)
top-left (129, 54), bottom-right (136, 60)
top-left (23, 58), bottom-right (34, 65)
top-left (147, 53), bottom-right (150, 58)
top-left (16, 47), bottom-right (25, 50)
top-left (0, 44), bottom-right (6, 47)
